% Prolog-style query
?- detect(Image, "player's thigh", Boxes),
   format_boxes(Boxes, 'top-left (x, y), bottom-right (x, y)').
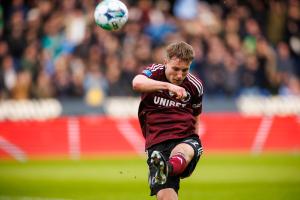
top-left (170, 143), bottom-right (195, 163)
top-left (157, 188), bottom-right (178, 200)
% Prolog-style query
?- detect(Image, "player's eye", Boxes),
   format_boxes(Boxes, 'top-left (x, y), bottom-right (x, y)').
top-left (173, 67), bottom-right (180, 71)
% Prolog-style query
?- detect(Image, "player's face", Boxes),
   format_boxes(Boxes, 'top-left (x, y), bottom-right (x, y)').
top-left (165, 57), bottom-right (190, 85)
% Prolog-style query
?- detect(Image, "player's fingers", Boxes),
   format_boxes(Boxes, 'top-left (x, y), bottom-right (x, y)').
top-left (177, 90), bottom-right (185, 99)
top-left (183, 90), bottom-right (187, 98)
top-left (175, 91), bottom-right (181, 99)
top-left (179, 89), bottom-right (187, 99)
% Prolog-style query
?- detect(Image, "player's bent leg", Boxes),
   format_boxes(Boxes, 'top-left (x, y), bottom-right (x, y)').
top-left (170, 143), bottom-right (195, 163)
top-left (148, 149), bottom-right (181, 196)
top-left (147, 138), bottom-right (203, 197)
top-left (168, 143), bottom-right (194, 176)
top-left (157, 188), bottom-right (178, 200)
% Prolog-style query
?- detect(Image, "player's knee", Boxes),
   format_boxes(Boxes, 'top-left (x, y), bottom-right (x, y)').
top-left (157, 188), bottom-right (178, 200)
top-left (171, 143), bottom-right (194, 162)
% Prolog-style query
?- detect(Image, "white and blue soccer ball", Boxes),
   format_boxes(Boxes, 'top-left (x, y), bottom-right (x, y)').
top-left (94, 0), bottom-right (128, 31)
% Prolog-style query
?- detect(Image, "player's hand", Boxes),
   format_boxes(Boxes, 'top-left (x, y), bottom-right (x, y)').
top-left (167, 84), bottom-right (187, 100)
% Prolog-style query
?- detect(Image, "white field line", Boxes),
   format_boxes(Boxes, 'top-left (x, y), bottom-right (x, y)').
top-left (0, 135), bottom-right (27, 162)
top-left (67, 118), bottom-right (80, 160)
top-left (116, 119), bottom-right (145, 155)
top-left (251, 116), bottom-right (273, 154)
top-left (0, 195), bottom-right (70, 200)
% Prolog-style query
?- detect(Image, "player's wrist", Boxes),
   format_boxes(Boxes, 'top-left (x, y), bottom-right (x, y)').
top-left (165, 82), bottom-right (172, 91)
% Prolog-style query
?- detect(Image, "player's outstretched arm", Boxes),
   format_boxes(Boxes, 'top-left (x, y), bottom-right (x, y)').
top-left (132, 75), bottom-right (187, 99)
top-left (132, 75), bottom-right (170, 93)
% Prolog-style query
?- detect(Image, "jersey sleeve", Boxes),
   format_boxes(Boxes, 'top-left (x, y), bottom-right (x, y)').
top-left (141, 64), bottom-right (164, 80)
top-left (192, 94), bottom-right (203, 116)
top-left (187, 73), bottom-right (204, 116)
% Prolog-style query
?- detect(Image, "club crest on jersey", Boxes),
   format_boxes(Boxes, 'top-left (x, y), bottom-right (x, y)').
top-left (168, 91), bottom-right (175, 97)
top-left (168, 91), bottom-right (191, 103)
top-left (182, 92), bottom-right (191, 103)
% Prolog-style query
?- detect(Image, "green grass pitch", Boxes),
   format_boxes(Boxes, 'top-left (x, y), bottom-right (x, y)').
top-left (0, 153), bottom-right (299, 200)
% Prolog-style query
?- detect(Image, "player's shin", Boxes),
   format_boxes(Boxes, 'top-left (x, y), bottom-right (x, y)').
top-left (168, 154), bottom-right (187, 176)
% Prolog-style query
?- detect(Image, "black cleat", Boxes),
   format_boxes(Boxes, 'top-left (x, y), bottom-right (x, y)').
top-left (150, 150), bottom-right (168, 185)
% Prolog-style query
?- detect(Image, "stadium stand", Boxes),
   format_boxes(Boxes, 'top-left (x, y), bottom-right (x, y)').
top-left (0, 0), bottom-right (299, 103)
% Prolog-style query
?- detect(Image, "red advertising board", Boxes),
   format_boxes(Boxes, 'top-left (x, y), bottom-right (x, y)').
top-left (0, 114), bottom-right (299, 160)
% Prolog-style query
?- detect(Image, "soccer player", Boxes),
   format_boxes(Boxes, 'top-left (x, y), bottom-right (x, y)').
top-left (132, 41), bottom-right (204, 200)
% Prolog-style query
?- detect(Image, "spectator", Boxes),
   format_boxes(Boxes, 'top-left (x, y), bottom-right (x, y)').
top-left (84, 63), bottom-right (108, 107)
top-left (0, 54), bottom-right (17, 98)
top-left (0, 0), bottom-right (299, 101)
top-left (12, 70), bottom-right (32, 100)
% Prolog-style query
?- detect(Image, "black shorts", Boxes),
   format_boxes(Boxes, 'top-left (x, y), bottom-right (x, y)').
top-left (146, 136), bottom-right (203, 196)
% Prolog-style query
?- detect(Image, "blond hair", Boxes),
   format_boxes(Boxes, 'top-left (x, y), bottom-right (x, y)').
top-left (166, 41), bottom-right (195, 63)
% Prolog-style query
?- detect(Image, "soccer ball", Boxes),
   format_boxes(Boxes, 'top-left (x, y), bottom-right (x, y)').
top-left (94, 0), bottom-right (128, 31)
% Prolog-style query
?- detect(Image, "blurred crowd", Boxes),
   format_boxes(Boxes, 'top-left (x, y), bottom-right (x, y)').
top-left (0, 0), bottom-right (300, 102)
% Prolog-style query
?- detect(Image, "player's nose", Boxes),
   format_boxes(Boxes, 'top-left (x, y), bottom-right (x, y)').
top-left (177, 72), bottom-right (183, 80)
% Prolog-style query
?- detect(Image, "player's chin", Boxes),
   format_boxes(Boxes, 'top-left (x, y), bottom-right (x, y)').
top-left (173, 80), bottom-right (182, 85)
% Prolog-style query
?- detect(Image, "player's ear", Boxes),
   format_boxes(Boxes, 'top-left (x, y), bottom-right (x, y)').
top-left (163, 58), bottom-right (168, 65)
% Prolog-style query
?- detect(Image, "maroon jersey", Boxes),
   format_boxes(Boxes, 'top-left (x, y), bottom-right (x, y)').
top-left (138, 64), bottom-right (204, 149)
